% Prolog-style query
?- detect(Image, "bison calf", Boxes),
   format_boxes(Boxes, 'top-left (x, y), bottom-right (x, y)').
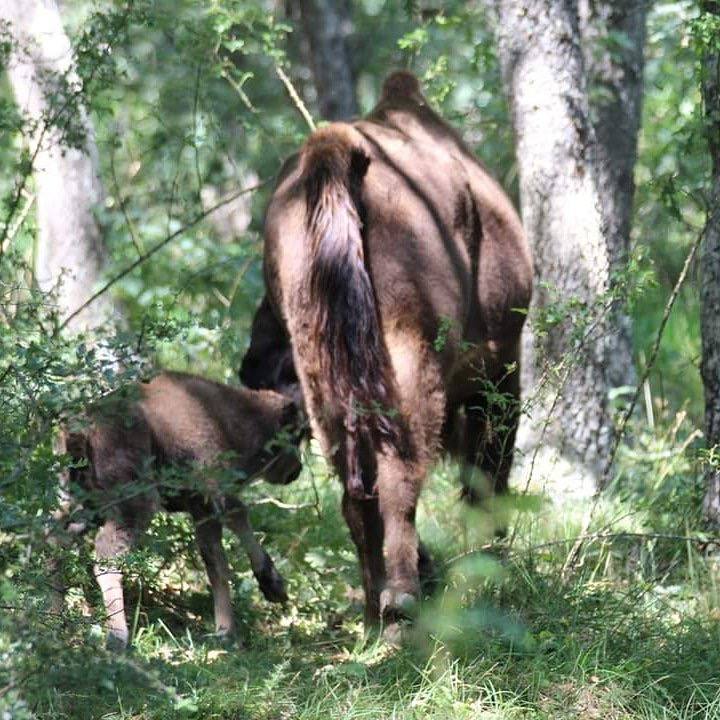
top-left (52, 371), bottom-right (303, 649)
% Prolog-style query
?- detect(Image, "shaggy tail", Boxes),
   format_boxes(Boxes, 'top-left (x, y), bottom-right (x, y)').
top-left (301, 126), bottom-right (405, 478)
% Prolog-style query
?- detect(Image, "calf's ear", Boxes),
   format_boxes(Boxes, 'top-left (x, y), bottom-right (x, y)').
top-left (281, 383), bottom-right (305, 415)
top-left (277, 394), bottom-right (309, 448)
top-left (64, 431), bottom-right (87, 460)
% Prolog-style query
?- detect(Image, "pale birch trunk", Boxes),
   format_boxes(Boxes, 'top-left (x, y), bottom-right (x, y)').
top-left (1, 0), bottom-right (116, 331)
top-left (700, 0), bottom-right (720, 524)
top-left (493, 0), bottom-right (616, 495)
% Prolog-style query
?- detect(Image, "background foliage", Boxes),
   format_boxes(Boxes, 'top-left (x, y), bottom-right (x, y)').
top-left (1, 1), bottom-right (718, 718)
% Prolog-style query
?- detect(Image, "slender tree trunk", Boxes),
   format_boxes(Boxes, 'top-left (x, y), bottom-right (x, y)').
top-left (296, 0), bottom-right (358, 120)
top-left (1, 0), bottom-right (116, 331)
top-left (493, 0), bottom-right (616, 494)
top-left (579, 0), bottom-right (648, 391)
top-left (700, 0), bottom-right (720, 524)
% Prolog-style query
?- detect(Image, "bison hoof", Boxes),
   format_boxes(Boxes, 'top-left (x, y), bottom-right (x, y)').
top-left (204, 630), bottom-right (243, 650)
top-left (380, 588), bottom-right (417, 624)
top-left (255, 560), bottom-right (289, 603)
top-left (105, 629), bottom-right (129, 652)
top-left (208, 627), bottom-right (243, 648)
top-left (214, 623), bottom-right (235, 638)
top-left (382, 621), bottom-right (405, 647)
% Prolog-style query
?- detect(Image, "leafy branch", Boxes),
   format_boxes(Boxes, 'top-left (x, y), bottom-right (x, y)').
top-left (57, 178), bottom-right (269, 332)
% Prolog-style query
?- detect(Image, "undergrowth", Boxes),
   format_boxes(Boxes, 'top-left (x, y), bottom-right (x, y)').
top-left (1, 417), bottom-right (718, 720)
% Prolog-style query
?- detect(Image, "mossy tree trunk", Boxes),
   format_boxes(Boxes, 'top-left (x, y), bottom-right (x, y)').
top-left (700, 0), bottom-right (720, 524)
top-left (579, 0), bottom-right (648, 392)
top-left (296, 0), bottom-right (358, 121)
top-left (493, 0), bottom-right (645, 493)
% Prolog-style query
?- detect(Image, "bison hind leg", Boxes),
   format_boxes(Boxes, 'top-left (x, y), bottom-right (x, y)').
top-left (417, 541), bottom-right (439, 596)
top-left (374, 334), bottom-right (446, 630)
top-left (461, 358), bottom-right (521, 537)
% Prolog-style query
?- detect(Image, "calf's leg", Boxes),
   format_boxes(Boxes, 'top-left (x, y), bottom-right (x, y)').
top-left (223, 496), bottom-right (288, 603)
top-left (94, 519), bottom-right (140, 650)
top-left (190, 507), bottom-right (236, 637)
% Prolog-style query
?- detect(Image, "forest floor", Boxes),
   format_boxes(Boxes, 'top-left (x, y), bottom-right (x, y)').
top-left (3, 443), bottom-right (720, 720)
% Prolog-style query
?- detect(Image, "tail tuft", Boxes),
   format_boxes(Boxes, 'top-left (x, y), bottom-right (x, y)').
top-left (301, 126), bottom-right (404, 453)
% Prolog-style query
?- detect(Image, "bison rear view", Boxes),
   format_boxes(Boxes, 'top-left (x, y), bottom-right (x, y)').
top-left (242, 70), bottom-right (532, 632)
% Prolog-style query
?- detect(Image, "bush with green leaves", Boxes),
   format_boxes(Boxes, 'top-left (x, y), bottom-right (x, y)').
top-left (1, 2), bottom-right (718, 719)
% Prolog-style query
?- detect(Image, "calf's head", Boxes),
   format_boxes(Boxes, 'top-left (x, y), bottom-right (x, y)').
top-left (247, 394), bottom-right (306, 486)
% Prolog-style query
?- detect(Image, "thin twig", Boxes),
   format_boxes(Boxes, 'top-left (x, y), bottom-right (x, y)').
top-left (109, 142), bottom-right (144, 256)
top-left (0, 362), bottom-right (15, 386)
top-left (192, 64), bottom-right (204, 203)
top-left (545, 531), bottom-right (720, 555)
top-left (57, 179), bottom-right (269, 332)
top-left (1, 191), bottom-right (35, 255)
top-left (0, 127), bottom-right (47, 261)
top-left (251, 496), bottom-right (315, 511)
top-left (0, 62), bottom-right (103, 259)
top-left (165, 140), bottom-right (184, 239)
top-left (445, 530), bottom-right (720, 569)
top-left (221, 67), bottom-right (258, 112)
top-left (0, 669), bottom-right (39, 700)
top-left (603, 222), bottom-right (706, 481)
top-left (223, 256), bottom-right (255, 315)
top-left (508, 293), bottom-right (618, 549)
top-left (275, 65), bottom-right (316, 132)
top-left (561, 227), bottom-right (706, 576)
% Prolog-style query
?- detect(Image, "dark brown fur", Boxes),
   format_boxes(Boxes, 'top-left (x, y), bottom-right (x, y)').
top-left (242, 71), bottom-right (532, 625)
top-left (238, 295), bottom-right (297, 394)
top-left (52, 371), bottom-right (302, 648)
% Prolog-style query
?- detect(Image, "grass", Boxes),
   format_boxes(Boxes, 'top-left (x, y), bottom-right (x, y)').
top-left (2, 434), bottom-right (719, 720)
top-left (632, 283), bottom-right (703, 426)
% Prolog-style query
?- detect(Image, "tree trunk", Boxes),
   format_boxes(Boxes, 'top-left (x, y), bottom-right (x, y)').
top-left (296, 0), bottom-right (358, 120)
top-left (579, 0), bottom-right (648, 392)
top-left (492, 0), bottom-right (617, 494)
top-left (2, 0), bottom-right (116, 331)
top-left (700, 0), bottom-right (720, 524)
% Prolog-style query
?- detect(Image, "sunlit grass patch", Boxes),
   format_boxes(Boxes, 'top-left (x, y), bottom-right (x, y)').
top-left (2, 430), bottom-right (719, 719)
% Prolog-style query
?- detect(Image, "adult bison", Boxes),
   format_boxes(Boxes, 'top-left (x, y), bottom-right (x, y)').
top-left (241, 71), bottom-right (532, 627)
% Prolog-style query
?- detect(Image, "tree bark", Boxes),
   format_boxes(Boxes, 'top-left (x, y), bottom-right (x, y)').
top-left (1, 0), bottom-right (116, 331)
top-left (296, 0), bottom-right (358, 120)
top-left (700, 0), bottom-right (720, 524)
top-left (493, 0), bottom-right (618, 494)
top-left (579, 0), bottom-right (648, 391)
